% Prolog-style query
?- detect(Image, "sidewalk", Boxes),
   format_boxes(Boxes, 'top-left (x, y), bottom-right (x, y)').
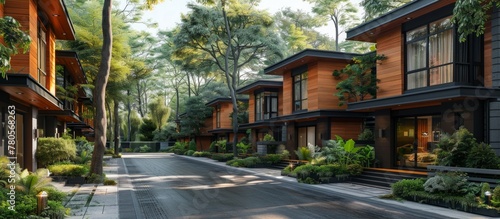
top-left (60, 157), bottom-right (119, 219)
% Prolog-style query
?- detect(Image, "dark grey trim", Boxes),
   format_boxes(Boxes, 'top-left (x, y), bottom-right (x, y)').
top-left (59, 0), bottom-right (76, 38)
top-left (236, 80), bottom-right (283, 94)
top-left (346, 0), bottom-right (439, 40)
top-left (0, 74), bottom-right (63, 109)
top-left (39, 109), bottom-right (81, 121)
top-left (56, 50), bottom-right (88, 85)
top-left (264, 49), bottom-right (358, 74)
top-left (276, 110), bottom-right (371, 121)
top-left (239, 120), bottom-right (283, 129)
top-left (205, 97), bottom-right (249, 107)
top-left (347, 86), bottom-right (500, 111)
top-left (207, 128), bottom-right (245, 134)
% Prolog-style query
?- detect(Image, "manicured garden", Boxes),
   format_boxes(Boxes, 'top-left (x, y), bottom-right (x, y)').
top-left (0, 134), bottom-right (116, 218)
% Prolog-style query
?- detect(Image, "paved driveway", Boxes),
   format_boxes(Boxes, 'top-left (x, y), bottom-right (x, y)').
top-left (119, 153), bottom-right (454, 219)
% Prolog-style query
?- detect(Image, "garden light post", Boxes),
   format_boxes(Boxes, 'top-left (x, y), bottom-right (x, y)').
top-left (36, 191), bottom-right (48, 215)
top-left (485, 191), bottom-right (492, 205)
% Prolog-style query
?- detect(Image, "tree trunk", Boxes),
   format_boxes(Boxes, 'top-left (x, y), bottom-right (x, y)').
top-left (127, 89), bottom-right (132, 141)
top-left (114, 99), bottom-right (120, 155)
top-left (90, 0), bottom-right (112, 176)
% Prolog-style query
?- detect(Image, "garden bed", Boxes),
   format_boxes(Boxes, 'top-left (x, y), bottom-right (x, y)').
top-left (407, 196), bottom-right (500, 217)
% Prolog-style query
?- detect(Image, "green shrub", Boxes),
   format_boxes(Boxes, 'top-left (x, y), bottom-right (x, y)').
top-left (36, 137), bottom-right (77, 167)
top-left (465, 143), bottom-right (500, 169)
top-left (215, 140), bottom-right (227, 153)
top-left (317, 164), bottom-right (335, 180)
top-left (211, 153), bottom-right (234, 162)
top-left (347, 163), bottom-right (363, 175)
top-left (86, 173), bottom-right (105, 184)
top-left (423, 172), bottom-right (468, 195)
top-left (281, 165), bottom-right (295, 176)
top-left (293, 164), bottom-right (320, 184)
top-left (209, 141), bottom-right (217, 152)
top-left (188, 140), bottom-right (197, 151)
top-left (139, 145), bottom-right (151, 153)
top-left (104, 179), bottom-right (117, 185)
top-left (185, 150), bottom-right (196, 156)
top-left (105, 148), bottom-right (114, 155)
top-left (48, 164), bottom-right (88, 177)
top-left (227, 157), bottom-right (261, 167)
top-left (260, 154), bottom-right (283, 164)
top-left (236, 142), bottom-right (251, 154)
top-left (192, 151), bottom-right (211, 157)
top-left (358, 128), bottom-right (374, 141)
top-left (263, 133), bottom-right (275, 141)
top-left (44, 187), bottom-right (67, 202)
top-left (493, 185), bottom-right (500, 202)
top-left (480, 182), bottom-right (491, 199)
top-left (295, 146), bottom-right (312, 161)
top-left (436, 127), bottom-right (479, 167)
top-left (391, 178), bottom-right (425, 198)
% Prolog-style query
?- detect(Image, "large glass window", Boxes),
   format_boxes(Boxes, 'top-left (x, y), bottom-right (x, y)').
top-left (38, 22), bottom-right (47, 88)
top-left (255, 91), bottom-right (278, 121)
top-left (406, 16), bottom-right (454, 90)
top-left (298, 126), bottom-right (315, 148)
top-left (293, 72), bottom-right (308, 111)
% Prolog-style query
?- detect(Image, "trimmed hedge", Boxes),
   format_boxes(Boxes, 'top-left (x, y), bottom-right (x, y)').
top-left (36, 137), bottom-right (76, 167)
top-left (48, 164), bottom-right (88, 177)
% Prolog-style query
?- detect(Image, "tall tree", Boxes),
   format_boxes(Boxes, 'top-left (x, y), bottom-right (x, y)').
top-left (175, 0), bottom-right (284, 156)
top-left (304, 0), bottom-right (359, 51)
top-left (360, 0), bottom-right (411, 21)
top-left (0, 1), bottom-right (31, 77)
top-left (453, 0), bottom-right (500, 42)
top-left (89, 0), bottom-right (163, 175)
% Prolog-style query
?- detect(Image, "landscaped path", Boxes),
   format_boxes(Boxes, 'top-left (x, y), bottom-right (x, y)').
top-left (119, 153), bottom-right (457, 219)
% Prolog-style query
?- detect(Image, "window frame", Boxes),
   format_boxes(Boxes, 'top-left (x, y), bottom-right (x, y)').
top-left (292, 65), bottom-right (308, 112)
top-left (37, 20), bottom-right (48, 88)
top-left (254, 89), bottom-right (278, 121)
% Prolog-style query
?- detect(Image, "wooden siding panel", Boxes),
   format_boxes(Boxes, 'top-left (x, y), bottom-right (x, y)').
top-left (47, 30), bottom-right (56, 94)
top-left (220, 102), bottom-right (232, 129)
top-left (376, 26), bottom-right (403, 98)
top-left (307, 62), bottom-right (319, 111)
top-left (485, 21), bottom-right (492, 88)
top-left (330, 118), bottom-right (363, 140)
top-left (248, 93), bottom-right (255, 123)
top-left (317, 61), bottom-right (350, 109)
top-left (282, 71), bottom-right (292, 115)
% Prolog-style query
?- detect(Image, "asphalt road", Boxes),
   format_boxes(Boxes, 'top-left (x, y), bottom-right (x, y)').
top-left (120, 153), bottom-right (454, 219)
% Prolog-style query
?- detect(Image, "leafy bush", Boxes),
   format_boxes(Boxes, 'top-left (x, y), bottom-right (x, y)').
top-left (346, 163), bottom-right (363, 175)
top-left (391, 178), bottom-right (425, 198)
top-left (36, 137), bottom-right (77, 167)
top-left (105, 148), bottom-right (114, 155)
top-left (86, 173), bottom-right (105, 184)
top-left (260, 154), bottom-right (283, 164)
top-left (104, 179), bottom-right (117, 185)
top-left (48, 164), bottom-right (88, 177)
top-left (209, 141), bottom-right (217, 152)
top-left (211, 153), bottom-right (234, 162)
top-left (358, 128), bottom-right (374, 141)
top-left (17, 169), bottom-right (53, 195)
top-left (215, 140), bottom-right (227, 153)
top-left (423, 172), bottom-right (468, 195)
top-left (263, 133), bottom-right (275, 141)
top-left (236, 142), bottom-right (251, 154)
top-left (226, 157), bottom-right (261, 167)
top-left (293, 164), bottom-right (320, 184)
top-left (192, 151), bottom-right (211, 157)
top-left (188, 140), bottom-right (197, 151)
top-left (139, 145), bottom-right (151, 153)
top-left (465, 143), bottom-right (500, 169)
top-left (185, 150), bottom-right (196, 156)
top-left (281, 165), bottom-right (296, 177)
top-left (320, 136), bottom-right (374, 167)
top-left (436, 127), bottom-right (478, 167)
top-left (44, 187), bottom-right (67, 202)
top-left (295, 146), bottom-right (313, 161)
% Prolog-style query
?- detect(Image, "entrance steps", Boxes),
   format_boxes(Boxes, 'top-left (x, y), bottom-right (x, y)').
top-left (350, 168), bottom-right (428, 188)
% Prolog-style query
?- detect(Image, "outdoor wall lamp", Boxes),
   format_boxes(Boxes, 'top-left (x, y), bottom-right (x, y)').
top-left (378, 129), bottom-right (386, 138)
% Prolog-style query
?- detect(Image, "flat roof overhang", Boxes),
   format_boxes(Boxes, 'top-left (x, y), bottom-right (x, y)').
top-left (38, 0), bottom-right (76, 40)
top-left (0, 74), bottom-right (63, 111)
top-left (347, 86), bottom-right (500, 111)
top-left (236, 79), bottom-right (283, 94)
top-left (346, 0), bottom-right (454, 42)
top-left (39, 109), bottom-right (81, 123)
top-left (264, 49), bottom-right (358, 75)
top-left (206, 97), bottom-right (249, 107)
top-left (207, 128), bottom-right (245, 134)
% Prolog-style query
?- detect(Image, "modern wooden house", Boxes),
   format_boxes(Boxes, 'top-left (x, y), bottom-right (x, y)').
top-left (239, 49), bottom-right (372, 156)
top-left (0, 1), bottom-right (93, 170)
top-left (345, 0), bottom-right (500, 168)
top-left (206, 97), bottom-right (248, 146)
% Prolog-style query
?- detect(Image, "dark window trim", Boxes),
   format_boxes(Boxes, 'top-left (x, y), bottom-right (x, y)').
top-left (291, 65), bottom-right (308, 77)
top-left (292, 69), bottom-right (308, 112)
top-left (254, 91), bottom-right (279, 121)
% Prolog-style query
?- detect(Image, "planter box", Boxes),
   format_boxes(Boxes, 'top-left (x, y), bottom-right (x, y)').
top-left (256, 141), bottom-right (285, 155)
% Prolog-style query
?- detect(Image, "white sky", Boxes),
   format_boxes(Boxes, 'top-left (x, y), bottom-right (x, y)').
top-left (125, 0), bottom-right (364, 41)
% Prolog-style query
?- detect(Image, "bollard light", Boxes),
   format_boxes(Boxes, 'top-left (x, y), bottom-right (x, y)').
top-left (485, 191), bottom-right (492, 205)
top-left (36, 191), bottom-right (48, 215)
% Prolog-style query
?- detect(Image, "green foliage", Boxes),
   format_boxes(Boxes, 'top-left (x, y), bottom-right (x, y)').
top-left (178, 96), bottom-right (213, 138)
top-left (480, 182), bottom-right (491, 199)
top-left (188, 140), bottom-right (197, 151)
top-left (86, 173), bottom-right (105, 184)
top-left (493, 185), bottom-right (500, 202)
top-left (391, 178), bottom-right (426, 198)
top-left (358, 128), bottom-right (374, 141)
top-left (139, 118), bottom-right (157, 141)
top-left (103, 179), bottom-right (117, 185)
top-left (36, 137), bottom-right (77, 167)
top-left (465, 143), bottom-right (500, 169)
top-left (0, 15), bottom-right (31, 77)
top-left (295, 146), bottom-right (313, 161)
top-left (332, 53), bottom-right (386, 106)
top-left (281, 165), bottom-right (296, 177)
top-left (172, 141), bottom-right (188, 155)
top-left (361, 0), bottom-right (411, 21)
top-left (139, 145), bottom-right (151, 153)
top-left (215, 140), bottom-right (227, 153)
top-left (209, 141), bottom-right (217, 153)
top-left (17, 169), bottom-right (53, 195)
top-left (211, 153), bottom-right (234, 162)
top-left (436, 127), bottom-right (499, 168)
top-left (185, 150), bottom-right (196, 156)
top-left (44, 187), bottom-right (67, 202)
top-left (263, 133), bottom-right (275, 141)
top-left (192, 151), bottom-right (212, 157)
top-left (148, 96), bottom-right (171, 130)
top-left (423, 172), bottom-right (468, 195)
top-left (226, 157), bottom-right (261, 168)
top-left (48, 164), bottom-right (88, 177)
top-left (236, 142), bottom-right (251, 154)
top-left (346, 163), bottom-right (363, 176)
top-left (320, 136), bottom-right (375, 168)
top-left (259, 154), bottom-right (284, 165)
top-left (453, 0), bottom-right (500, 42)
top-left (293, 164), bottom-right (320, 183)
